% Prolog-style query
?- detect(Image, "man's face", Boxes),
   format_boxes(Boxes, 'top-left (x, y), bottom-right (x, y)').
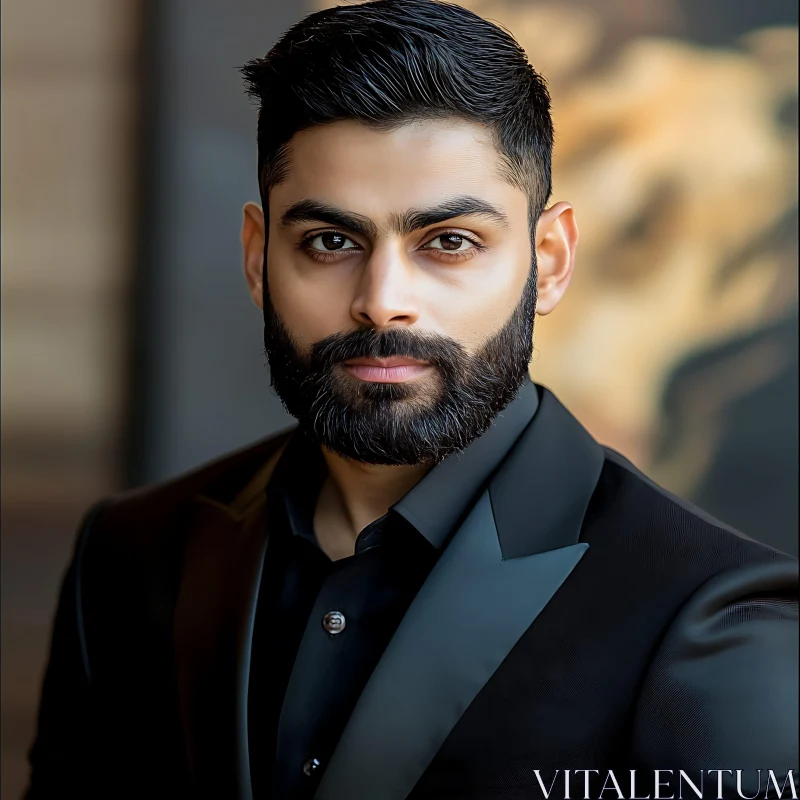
top-left (243, 118), bottom-right (573, 464)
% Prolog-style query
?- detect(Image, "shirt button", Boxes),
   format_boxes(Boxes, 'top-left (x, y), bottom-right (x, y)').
top-left (322, 610), bottom-right (346, 634)
top-left (303, 757), bottom-right (321, 777)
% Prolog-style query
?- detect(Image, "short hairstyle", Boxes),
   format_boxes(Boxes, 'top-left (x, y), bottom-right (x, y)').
top-left (240, 0), bottom-right (553, 222)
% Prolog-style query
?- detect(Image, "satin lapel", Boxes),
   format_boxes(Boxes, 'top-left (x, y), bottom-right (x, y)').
top-left (490, 387), bottom-right (607, 559)
top-left (315, 387), bottom-right (605, 800)
top-left (316, 492), bottom-right (587, 800)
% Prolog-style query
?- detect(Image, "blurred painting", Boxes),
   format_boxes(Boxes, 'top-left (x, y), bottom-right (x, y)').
top-left (313, 0), bottom-right (799, 554)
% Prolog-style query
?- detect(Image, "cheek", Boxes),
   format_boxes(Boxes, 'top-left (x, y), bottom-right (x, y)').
top-left (432, 247), bottom-right (530, 351)
top-left (266, 241), bottom-right (354, 345)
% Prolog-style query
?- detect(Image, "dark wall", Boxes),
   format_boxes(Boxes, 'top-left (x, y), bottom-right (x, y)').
top-left (130, 0), bottom-right (308, 485)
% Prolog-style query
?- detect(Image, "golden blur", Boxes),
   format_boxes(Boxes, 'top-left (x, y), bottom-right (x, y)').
top-left (316, 0), bottom-right (798, 498)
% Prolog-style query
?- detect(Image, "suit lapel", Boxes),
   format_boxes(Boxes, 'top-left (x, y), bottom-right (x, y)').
top-left (173, 440), bottom-right (290, 799)
top-left (315, 492), bottom-right (588, 800)
top-left (316, 388), bottom-right (605, 800)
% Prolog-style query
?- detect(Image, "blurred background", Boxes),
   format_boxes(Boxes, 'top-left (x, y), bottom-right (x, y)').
top-left (1, 0), bottom-right (796, 795)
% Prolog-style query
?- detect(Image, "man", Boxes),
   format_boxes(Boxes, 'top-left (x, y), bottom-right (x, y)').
top-left (27, 1), bottom-right (798, 798)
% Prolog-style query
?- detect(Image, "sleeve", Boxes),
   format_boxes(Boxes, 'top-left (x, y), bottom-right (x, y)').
top-left (24, 500), bottom-right (110, 800)
top-left (632, 558), bottom-right (799, 799)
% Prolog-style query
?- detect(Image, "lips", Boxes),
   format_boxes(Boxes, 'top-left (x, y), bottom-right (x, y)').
top-left (342, 357), bottom-right (432, 383)
top-left (344, 357), bottom-right (427, 368)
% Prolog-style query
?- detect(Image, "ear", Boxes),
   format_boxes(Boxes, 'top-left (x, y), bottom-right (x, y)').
top-left (534, 201), bottom-right (578, 316)
top-left (242, 202), bottom-right (266, 309)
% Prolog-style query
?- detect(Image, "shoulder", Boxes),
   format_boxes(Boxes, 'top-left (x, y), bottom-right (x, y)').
top-left (80, 425), bottom-right (296, 558)
top-left (622, 447), bottom-right (799, 773)
top-left (588, 444), bottom-right (794, 568)
top-left (592, 454), bottom-right (799, 772)
top-left (581, 443), bottom-right (796, 637)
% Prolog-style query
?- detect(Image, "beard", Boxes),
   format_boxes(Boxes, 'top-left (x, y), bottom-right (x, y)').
top-left (263, 266), bottom-right (537, 466)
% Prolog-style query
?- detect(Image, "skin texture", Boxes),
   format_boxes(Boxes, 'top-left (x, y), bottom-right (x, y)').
top-left (242, 118), bottom-right (578, 558)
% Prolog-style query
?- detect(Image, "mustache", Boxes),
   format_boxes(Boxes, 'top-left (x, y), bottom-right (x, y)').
top-left (309, 327), bottom-right (468, 372)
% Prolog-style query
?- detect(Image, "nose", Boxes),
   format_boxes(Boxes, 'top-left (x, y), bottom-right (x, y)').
top-left (350, 244), bottom-right (420, 329)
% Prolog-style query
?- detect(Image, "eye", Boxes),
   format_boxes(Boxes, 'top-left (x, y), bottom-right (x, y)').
top-left (421, 232), bottom-right (483, 254)
top-left (305, 231), bottom-right (360, 252)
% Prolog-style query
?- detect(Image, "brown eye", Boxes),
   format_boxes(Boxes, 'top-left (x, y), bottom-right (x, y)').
top-left (305, 231), bottom-right (359, 253)
top-left (321, 232), bottom-right (346, 250)
top-left (422, 232), bottom-right (480, 254)
top-left (440, 233), bottom-right (464, 251)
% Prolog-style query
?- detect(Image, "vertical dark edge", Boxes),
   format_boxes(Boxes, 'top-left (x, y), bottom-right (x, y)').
top-left (122, 0), bottom-right (163, 489)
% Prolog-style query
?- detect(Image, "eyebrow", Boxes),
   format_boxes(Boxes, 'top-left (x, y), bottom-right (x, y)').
top-left (394, 196), bottom-right (510, 234)
top-left (279, 195), bottom-right (509, 239)
top-left (279, 200), bottom-right (378, 239)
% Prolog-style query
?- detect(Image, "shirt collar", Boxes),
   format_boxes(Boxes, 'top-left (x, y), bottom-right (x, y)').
top-left (267, 425), bottom-right (327, 546)
top-left (268, 379), bottom-right (540, 550)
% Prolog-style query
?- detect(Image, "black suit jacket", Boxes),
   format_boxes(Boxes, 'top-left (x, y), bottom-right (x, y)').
top-left (26, 385), bottom-right (798, 799)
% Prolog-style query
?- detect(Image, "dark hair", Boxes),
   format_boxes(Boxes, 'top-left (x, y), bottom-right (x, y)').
top-left (240, 0), bottom-right (553, 223)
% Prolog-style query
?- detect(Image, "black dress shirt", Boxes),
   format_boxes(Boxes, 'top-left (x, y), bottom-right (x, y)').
top-left (248, 380), bottom-right (541, 798)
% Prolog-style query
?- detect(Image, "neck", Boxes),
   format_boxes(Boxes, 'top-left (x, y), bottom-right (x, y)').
top-left (313, 446), bottom-right (431, 559)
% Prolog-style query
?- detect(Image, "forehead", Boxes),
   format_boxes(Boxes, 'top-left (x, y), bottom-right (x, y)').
top-left (269, 118), bottom-right (522, 221)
